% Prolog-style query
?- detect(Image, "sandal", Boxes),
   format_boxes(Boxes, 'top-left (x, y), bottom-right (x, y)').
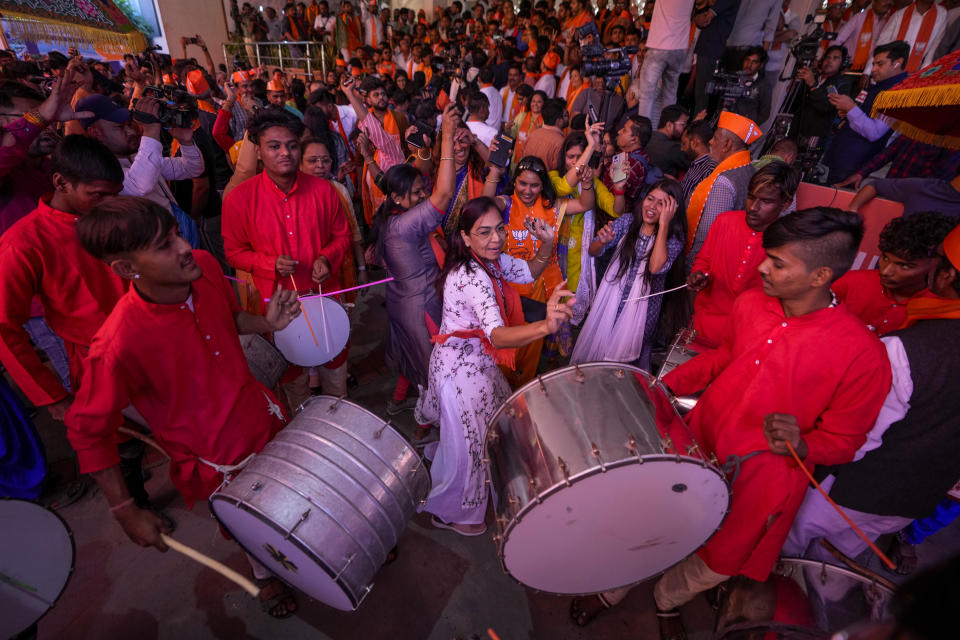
top-left (256, 577), bottom-right (298, 619)
top-left (890, 531), bottom-right (919, 575)
top-left (569, 594), bottom-right (611, 627)
top-left (655, 608), bottom-right (687, 640)
top-left (430, 515), bottom-right (486, 537)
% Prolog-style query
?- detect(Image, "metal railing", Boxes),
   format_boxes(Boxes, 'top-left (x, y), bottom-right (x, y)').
top-left (221, 40), bottom-right (333, 76)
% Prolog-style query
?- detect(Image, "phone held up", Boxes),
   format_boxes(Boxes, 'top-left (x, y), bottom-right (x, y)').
top-left (489, 133), bottom-right (515, 169)
top-left (611, 152), bottom-right (628, 184)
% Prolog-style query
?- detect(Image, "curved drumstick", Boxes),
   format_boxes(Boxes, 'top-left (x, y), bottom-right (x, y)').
top-left (160, 534), bottom-right (261, 598)
top-left (118, 426), bottom-right (168, 459)
top-left (289, 275), bottom-right (320, 347)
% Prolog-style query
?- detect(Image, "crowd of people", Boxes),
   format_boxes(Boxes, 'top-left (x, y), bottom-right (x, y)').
top-left (2, 0), bottom-right (960, 637)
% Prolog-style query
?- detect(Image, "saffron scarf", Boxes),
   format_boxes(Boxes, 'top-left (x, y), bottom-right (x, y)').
top-left (901, 293), bottom-right (960, 328)
top-left (852, 10), bottom-right (877, 71)
top-left (897, 3), bottom-right (938, 72)
top-left (431, 253), bottom-right (525, 368)
top-left (504, 193), bottom-right (561, 301)
top-left (685, 149), bottom-right (752, 249)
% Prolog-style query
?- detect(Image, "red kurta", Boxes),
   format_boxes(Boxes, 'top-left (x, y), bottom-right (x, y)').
top-left (663, 289), bottom-right (890, 581)
top-left (831, 269), bottom-right (924, 335)
top-left (0, 197), bottom-right (128, 405)
top-left (690, 211), bottom-right (765, 349)
top-left (65, 251), bottom-right (285, 508)
top-left (221, 171), bottom-right (352, 302)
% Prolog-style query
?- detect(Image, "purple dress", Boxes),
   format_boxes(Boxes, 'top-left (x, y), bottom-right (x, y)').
top-left (379, 199), bottom-right (444, 387)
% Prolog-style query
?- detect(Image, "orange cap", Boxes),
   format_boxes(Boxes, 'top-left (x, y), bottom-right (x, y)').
top-left (186, 69), bottom-right (210, 95)
top-left (231, 70), bottom-right (250, 84)
top-left (267, 72), bottom-right (286, 92)
top-left (543, 51), bottom-right (561, 72)
top-left (350, 67), bottom-right (363, 77)
top-left (717, 111), bottom-right (763, 144)
top-left (944, 224), bottom-right (960, 271)
top-left (162, 73), bottom-right (174, 85)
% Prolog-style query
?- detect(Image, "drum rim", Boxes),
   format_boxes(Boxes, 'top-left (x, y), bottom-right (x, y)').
top-left (209, 492), bottom-right (363, 610)
top-left (0, 497), bottom-right (76, 634)
top-left (776, 557), bottom-right (896, 595)
top-left (493, 454), bottom-right (731, 596)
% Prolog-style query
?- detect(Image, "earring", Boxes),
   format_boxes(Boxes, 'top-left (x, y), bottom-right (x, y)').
top-left (133, 274), bottom-right (140, 279)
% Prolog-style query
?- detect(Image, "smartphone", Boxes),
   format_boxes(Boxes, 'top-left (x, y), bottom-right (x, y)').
top-left (588, 103), bottom-right (600, 126)
top-left (489, 133), bottom-right (515, 168)
top-left (611, 152), bottom-right (627, 183)
top-left (826, 85), bottom-right (839, 95)
top-left (406, 119), bottom-right (435, 149)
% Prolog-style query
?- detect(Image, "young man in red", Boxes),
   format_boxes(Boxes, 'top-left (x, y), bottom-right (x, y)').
top-left (221, 107), bottom-right (352, 400)
top-left (648, 208), bottom-right (891, 639)
top-left (686, 161), bottom-right (799, 350)
top-left (831, 211), bottom-right (956, 335)
top-left (67, 196), bottom-right (301, 617)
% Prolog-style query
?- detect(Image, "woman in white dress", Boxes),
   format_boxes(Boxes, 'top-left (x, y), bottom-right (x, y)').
top-left (415, 196), bottom-right (576, 536)
top-left (570, 178), bottom-right (687, 370)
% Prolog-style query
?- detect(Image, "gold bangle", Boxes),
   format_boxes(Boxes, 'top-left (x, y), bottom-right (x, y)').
top-left (440, 156), bottom-right (454, 161)
top-left (23, 110), bottom-right (47, 127)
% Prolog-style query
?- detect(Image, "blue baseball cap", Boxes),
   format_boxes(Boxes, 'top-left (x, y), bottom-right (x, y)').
top-left (76, 94), bottom-right (130, 130)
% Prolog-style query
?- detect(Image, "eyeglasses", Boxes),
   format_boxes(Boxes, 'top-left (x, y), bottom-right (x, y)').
top-left (516, 157), bottom-right (545, 173)
top-left (472, 225), bottom-right (507, 240)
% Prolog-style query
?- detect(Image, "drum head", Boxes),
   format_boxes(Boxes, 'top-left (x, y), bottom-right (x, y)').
top-left (501, 458), bottom-right (729, 595)
top-left (0, 500), bottom-right (74, 637)
top-left (210, 494), bottom-right (357, 611)
top-left (273, 296), bottom-right (350, 367)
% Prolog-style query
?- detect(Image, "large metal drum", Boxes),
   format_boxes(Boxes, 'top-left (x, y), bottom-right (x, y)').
top-left (486, 363), bottom-right (730, 595)
top-left (209, 396), bottom-right (430, 610)
top-left (0, 500), bottom-right (74, 638)
top-left (657, 329), bottom-right (701, 414)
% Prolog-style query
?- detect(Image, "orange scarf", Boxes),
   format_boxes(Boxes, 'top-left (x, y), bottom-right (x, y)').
top-left (361, 109), bottom-right (401, 224)
top-left (368, 16), bottom-right (378, 47)
top-left (852, 10), bottom-right (877, 71)
top-left (562, 10), bottom-right (591, 34)
top-left (512, 111), bottom-right (543, 163)
top-left (685, 149), bottom-right (752, 248)
top-left (504, 194), bottom-right (561, 301)
top-left (897, 3), bottom-right (939, 72)
top-left (377, 61), bottom-right (395, 78)
top-left (901, 294), bottom-right (960, 328)
top-left (820, 19), bottom-right (841, 49)
top-left (503, 87), bottom-right (522, 121)
top-left (432, 254), bottom-right (525, 367)
top-left (566, 83), bottom-right (586, 111)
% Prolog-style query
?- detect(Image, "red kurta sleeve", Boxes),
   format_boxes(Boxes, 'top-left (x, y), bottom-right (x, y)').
top-left (65, 342), bottom-right (129, 474)
top-left (221, 182), bottom-right (280, 282)
top-left (0, 239), bottom-right (69, 405)
top-left (212, 108), bottom-right (236, 152)
top-left (690, 223), bottom-right (716, 276)
top-left (803, 340), bottom-right (891, 466)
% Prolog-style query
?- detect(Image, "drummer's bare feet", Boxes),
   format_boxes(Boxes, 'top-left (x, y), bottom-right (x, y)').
top-left (430, 515), bottom-right (486, 536)
top-left (656, 608), bottom-right (686, 640)
top-left (569, 594), bottom-right (611, 627)
top-left (257, 578), bottom-right (298, 618)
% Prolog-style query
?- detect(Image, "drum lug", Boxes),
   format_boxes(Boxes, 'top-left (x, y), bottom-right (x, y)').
top-left (284, 509), bottom-right (311, 540)
top-left (557, 456), bottom-right (572, 486)
top-left (496, 515), bottom-right (509, 533)
top-left (242, 480), bottom-right (264, 501)
top-left (492, 533), bottom-right (502, 545)
top-left (573, 364), bottom-right (585, 383)
top-left (660, 434), bottom-right (674, 454)
top-left (590, 442), bottom-right (606, 471)
top-left (334, 553), bottom-right (356, 580)
top-left (507, 492), bottom-right (520, 511)
top-left (528, 476), bottom-right (542, 503)
top-left (326, 396), bottom-right (344, 413)
top-left (487, 428), bottom-right (500, 445)
top-left (614, 368), bottom-right (625, 378)
top-left (708, 453), bottom-right (719, 467)
top-left (626, 436), bottom-right (644, 463)
top-left (505, 406), bottom-right (519, 419)
top-left (686, 442), bottom-right (703, 464)
top-left (537, 375), bottom-right (547, 394)
top-left (374, 420), bottom-right (392, 439)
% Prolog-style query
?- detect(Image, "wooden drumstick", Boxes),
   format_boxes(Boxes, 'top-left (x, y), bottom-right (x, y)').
top-left (118, 426), bottom-right (168, 459)
top-left (289, 275), bottom-right (320, 347)
top-left (316, 282), bottom-right (331, 351)
top-left (160, 534), bottom-right (261, 598)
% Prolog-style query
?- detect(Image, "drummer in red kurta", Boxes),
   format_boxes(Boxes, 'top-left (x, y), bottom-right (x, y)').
top-left (687, 162), bottom-right (799, 351)
top-left (221, 107), bottom-right (352, 402)
top-left (832, 211), bottom-right (957, 335)
top-left (66, 196), bottom-right (301, 617)
top-left (654, 208), bottom-right (890, 639)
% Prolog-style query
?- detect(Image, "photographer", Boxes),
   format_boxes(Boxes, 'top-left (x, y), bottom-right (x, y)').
top-left (795, 45), bottom-right (858, 143)
top-left (733, 46), bottom-right (768, 124)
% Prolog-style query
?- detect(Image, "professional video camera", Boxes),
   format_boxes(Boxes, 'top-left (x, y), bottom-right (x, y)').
top-left (705, 70), bottom-right (761, 101)
top-left (576, 21), bottom-right (637, 84)
top-left (131, 84), bottom-right (199, 129)
top-left (792, 14), bottom-right (836, 71)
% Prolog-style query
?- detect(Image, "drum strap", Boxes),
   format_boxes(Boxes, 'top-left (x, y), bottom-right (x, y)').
top-left (198, 452), bottom-right (257, 486)
top-left (721, 450), bottom-right (766, 484)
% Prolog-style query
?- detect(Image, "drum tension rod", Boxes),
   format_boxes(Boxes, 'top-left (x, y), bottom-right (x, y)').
top-left (327, 396), bottom-right (344, 413)
top-left (374, 421), bottom-right (391, 439)
top-left (591, 442), bottom-right (606, 471)
top-left (537, 375), bottom-right (547, 394)
top-left (333, 553), bottom-right (356, 580)
top-left (529, 476), bottom-right (543, 503)
top-left (283, 509), bottom-right (311, 540)
top-left (626, 436), bottom-right (644, 463)
top-left (557, 456), bottom-right (572, 486)
top-left (573, 364), bottom-right (585, 383)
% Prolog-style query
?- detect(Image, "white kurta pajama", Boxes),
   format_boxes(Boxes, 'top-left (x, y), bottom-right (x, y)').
top-left (415, 255), bottom-right (533, 525)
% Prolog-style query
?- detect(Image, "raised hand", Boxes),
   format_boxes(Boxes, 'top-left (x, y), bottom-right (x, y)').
top-left (265, 284), bottom-right (301, 331)
top-left (686, 270), bottom-right (710, 292)
top-left (524, 215), bottom-right (555, 245)
top-left (544, 281), bottom-right (576, 334)
top-left (595, 221), bottom-right (614, 245)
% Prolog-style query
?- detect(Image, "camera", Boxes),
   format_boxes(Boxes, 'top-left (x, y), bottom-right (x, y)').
top-left (793, 14), bottom-right (836, 70)
top-left (706, 70), bottom-right (761, 100)
top-left (132, 85), bottom-right (199, 129)
top-left (576, 21), bottom-right (637, 80)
